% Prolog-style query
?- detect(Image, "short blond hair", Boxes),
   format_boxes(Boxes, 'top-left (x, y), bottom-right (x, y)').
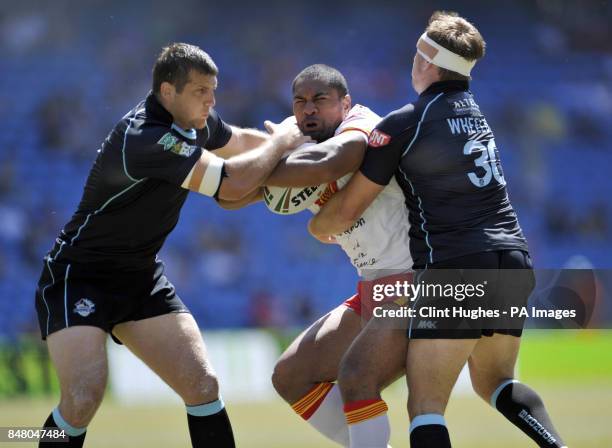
top-left (425, 11), bottom-right (486, 81)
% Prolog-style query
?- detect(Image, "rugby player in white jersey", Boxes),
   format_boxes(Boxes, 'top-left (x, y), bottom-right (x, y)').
top-left (221, 64), bottom-right (412, 447)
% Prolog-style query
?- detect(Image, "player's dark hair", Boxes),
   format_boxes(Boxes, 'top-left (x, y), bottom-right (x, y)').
top-left (292, 64), bottom-right (349, 97)
top-left (152, 43), bottom-right (218, 94)
top-left (426, 11), bottom-right (486, 81)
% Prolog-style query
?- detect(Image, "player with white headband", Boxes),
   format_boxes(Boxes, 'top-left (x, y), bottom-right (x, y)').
top-left (310, 11), bottom-right (568, 448)
top-left (416, 31), bottom-right (477, 77)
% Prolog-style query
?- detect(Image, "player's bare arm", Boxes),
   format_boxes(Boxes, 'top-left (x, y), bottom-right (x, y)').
top-left (218, 130), bottom-right (368, 212)
top-left (209, 127), bottom-right (270, 208)
top-left (308, 171), bottom-right (384, 240)
top-left (216, 187), bottom-right (263, 210)
top-left (265, 130), bottom-right (367, 188)
top-left (211, 126), bottom-right (269, 208)
top-left (182, 120), bottom-right (311, 201)
top-left (213, 126), bottom-right (270, 159)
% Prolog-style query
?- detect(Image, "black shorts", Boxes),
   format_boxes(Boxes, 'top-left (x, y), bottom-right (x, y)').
top-left (34, 258), bottom-right (189, 343)
top-left (408, 250), bottom-right (535, 339)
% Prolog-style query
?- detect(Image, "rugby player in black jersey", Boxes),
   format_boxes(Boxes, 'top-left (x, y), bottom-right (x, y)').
top-left (310, 12), bottom-right (567, 448)
top-left (35, 43), bottom-right (310, 448)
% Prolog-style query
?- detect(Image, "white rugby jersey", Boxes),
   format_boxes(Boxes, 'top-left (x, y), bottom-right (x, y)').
top-left (308, 105), bottom-right (413, 278)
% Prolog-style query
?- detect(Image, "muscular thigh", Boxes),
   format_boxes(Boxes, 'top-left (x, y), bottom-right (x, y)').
top-left (339, 303), bottom-right (409, 400)
top-left (47, 326), bottom-right (109, 423)
top-left (112, 312), bottom-right (214, 402)
top-left (279, 304), bottom-right (362, 383)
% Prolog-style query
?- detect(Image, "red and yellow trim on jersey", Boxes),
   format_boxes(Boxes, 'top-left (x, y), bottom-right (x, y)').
top-left (314, 180), bottom-right (339, 208)
top-left (344, 398), bottom-right (388, 425)
top-left (291, 382), bottom-right (335, 420)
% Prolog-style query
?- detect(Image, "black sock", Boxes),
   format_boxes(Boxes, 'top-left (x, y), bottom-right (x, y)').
top-left (186, 401), bottom-right (235, 448)
top-left (410, 424), bottom-right (451, 447)
top-left (39, 411), bottom-right (86, 448)
top-left (410, 414), bottom-right (451, 448)
top-left (493, 381), bottom-right (565, 447)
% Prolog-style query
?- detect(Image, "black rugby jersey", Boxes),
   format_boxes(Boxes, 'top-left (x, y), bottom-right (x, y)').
top-left (361, 80), bottom-right (528, 268)
top-left (48, 92), bottom-right (232, 270)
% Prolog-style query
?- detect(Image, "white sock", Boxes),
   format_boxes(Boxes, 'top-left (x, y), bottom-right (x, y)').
top-left (307, 384), bottom-right (350, 446)
top-left (344, 398), bottom-right (390, 448)
top-left (292, 382), bottom-right (349, 446)
top-left (348, 414), bottom-right (391, 448)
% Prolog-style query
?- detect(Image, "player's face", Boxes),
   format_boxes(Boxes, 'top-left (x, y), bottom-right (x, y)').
top-left (411, 51), bottom-right (428, 94)
top-left (411, 51), bottom-right (440, 94)
top-left (292, 79), bottom-right (350, 143)
top-left (167, 70), bottom-right (217, 130)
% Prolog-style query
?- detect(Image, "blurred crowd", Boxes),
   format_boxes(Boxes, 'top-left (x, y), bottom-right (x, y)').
top-left (0, 0), bottom-right (611, 338)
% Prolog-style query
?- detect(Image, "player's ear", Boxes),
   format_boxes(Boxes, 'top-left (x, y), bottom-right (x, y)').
top-left (160, 81), bottom-right (176, 102)
top-left (425, 60), bottom-right (439, 78)
top-left (342, 94), bottom-right (351, 114)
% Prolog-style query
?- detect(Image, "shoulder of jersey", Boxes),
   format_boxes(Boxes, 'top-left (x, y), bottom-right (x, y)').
top-left (366, 104), bottom-right (419, 148)
top-left (348, 104), bottom-right (381, 121)
top-left (336, 104), bottom-right (381, 137)
top-left (130, 122), bottom-right (194, 156)
top-left (379, 104), bottom-right (419, 134)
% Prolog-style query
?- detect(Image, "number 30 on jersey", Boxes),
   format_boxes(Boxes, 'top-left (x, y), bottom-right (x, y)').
top-left (464, 139), bottom-right (506, 187)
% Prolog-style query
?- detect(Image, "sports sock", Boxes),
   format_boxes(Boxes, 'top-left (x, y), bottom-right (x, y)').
top-left (186, 398), bottom-right (235, 448)
top-left (344, 398), bottom-right (390, 448)
top-left (409, 413), bottom-right (451, 447)
top-left (291, 382), bottom-right (349, 446)
top-left (491, 380), bottom-right (566, 447)
top-left (39, 407), bottom-right (86, 447)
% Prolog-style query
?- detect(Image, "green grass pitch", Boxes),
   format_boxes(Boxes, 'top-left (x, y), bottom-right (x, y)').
top-left (1, 330), bottom-right (610, 447)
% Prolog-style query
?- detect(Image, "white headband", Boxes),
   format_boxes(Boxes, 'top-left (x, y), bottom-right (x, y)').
top-left (416, 32), bottom-right (476, 77)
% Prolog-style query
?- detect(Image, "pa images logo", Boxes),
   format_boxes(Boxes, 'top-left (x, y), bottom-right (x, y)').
top-left (157, 132), bottom-right (197, 157)
top-left (73, 298), bottom-right (96, 317)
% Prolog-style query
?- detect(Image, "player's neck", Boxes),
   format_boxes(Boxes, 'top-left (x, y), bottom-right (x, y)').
top-left (416, 77), bottom-right (439, 94)
top-left (155, 93), bottom-right (190, 129)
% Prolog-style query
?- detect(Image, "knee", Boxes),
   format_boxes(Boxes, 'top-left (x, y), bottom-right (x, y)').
top-left (59, 381), bottom-right (106, 428)
top-left (271, 358), bottom-right (294, 398)
top-left (271, 355), bottom-right (316, 403)
top-left (180, 370), bottom-right (220, 405)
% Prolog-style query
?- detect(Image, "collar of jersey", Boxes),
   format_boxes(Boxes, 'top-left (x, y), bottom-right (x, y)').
top-left (420, 80), bottom-right (469, 97)
top-left (171, 123), bottom-right (197, 140)
top-left (146, 91), bottom-right (173, 123)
